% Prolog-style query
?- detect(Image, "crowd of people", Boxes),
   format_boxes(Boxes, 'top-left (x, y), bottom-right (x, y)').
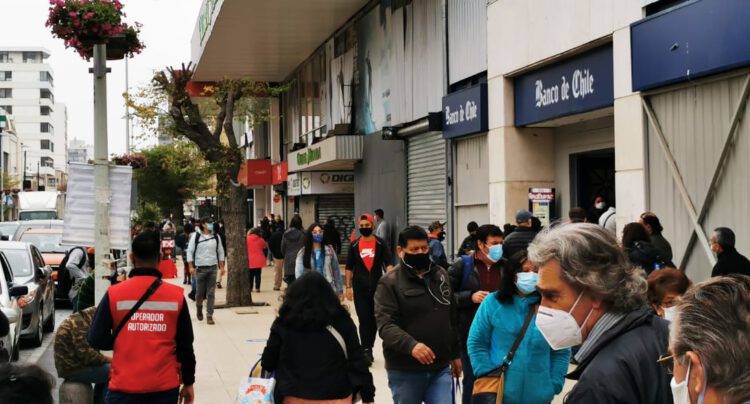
top-left (3, 202), bottom-right (750, 404)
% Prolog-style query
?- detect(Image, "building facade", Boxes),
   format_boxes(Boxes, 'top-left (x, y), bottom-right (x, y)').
top-left (0, 48), bottom-right (66, 191)
top-left (68, 137), bottom-right (93, 164)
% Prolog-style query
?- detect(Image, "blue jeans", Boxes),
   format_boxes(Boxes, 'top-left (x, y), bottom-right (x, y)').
top-left (106, 387), bottom-right (179, 404)
top-left (65, 364), bottom-right (110, 404)
top-left (461, 350), bottom-right (475, 404)
top-left (387, 367), bottom-right (453, 404)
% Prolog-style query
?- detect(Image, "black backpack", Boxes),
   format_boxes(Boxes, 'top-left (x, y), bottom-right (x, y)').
top-left (57, 247), bottom-right (87, 298)
top-left (192, 233), bottom-right (221, 263)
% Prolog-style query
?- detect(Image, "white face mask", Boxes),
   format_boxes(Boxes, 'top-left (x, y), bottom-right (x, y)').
top-left (670, 361), bottom-right (691, 404)
top-left (663, 306), bottom-right (677, 323)
top-left (595, 201), bottom-right (607, 210)
top-left (535, 292), bottom-right (593, 350)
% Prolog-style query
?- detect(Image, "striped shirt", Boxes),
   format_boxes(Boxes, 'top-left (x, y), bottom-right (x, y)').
top-left (575, 311), bottom-right (625, 363)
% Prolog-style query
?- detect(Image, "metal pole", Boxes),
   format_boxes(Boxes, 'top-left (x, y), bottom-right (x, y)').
top-left (92, 44), bottom-right (112, 304)
top-left (125, 56), bottom-right (130, 153)
top-left (0, 131), bottom-right (4, 222)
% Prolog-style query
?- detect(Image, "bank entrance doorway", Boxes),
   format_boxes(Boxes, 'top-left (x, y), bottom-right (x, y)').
top-left (570, 148), bottom-right (615, 215)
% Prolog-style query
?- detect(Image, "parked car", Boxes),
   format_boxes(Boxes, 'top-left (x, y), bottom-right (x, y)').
top-left (17, 229), bottom-right (69, 303)
top-left (0, 251), bottom-right (28, 362)
top-left (0, 242), bottom-right (55, 347)
top-left (0, 222), bottom-right (20, 241)
top-left (12, 219), bottom-right (64, 242)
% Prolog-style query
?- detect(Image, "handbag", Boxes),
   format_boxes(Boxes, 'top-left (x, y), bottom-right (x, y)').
top-left (326, 325), bottom-right (363, 403)
top-left (472, 304), bottom-right (538, 404)
top-left (236, 358), bottom-right (275, 404)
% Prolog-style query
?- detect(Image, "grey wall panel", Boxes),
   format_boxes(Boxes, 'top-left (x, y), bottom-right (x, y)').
top-left (317, 194), bottom-right (355, 261)
top-left (411, 0), bottom-right (445, 119)
top-left (448, 0), bottom-right (487, 84)
top-left (647, 73), bottom-right (750, 281)
top-left (407, 131), bottom-right (447, 230)
top-left (455, 134), bottom-right (489, 205)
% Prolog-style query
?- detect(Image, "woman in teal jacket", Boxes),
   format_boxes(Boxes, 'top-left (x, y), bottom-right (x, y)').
top-left (467, 250), bottom-right (570, 404)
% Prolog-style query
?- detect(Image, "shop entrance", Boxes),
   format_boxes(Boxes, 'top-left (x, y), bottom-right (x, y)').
top-left (570, 148), bottom-right (615, 212)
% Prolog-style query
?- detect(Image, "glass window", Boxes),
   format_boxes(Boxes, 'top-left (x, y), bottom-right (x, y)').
top-left (0, 53), bottom-right (8, 63)
top-left (40, 139), bottom-right (51, 150)
top-left (41, 157), bottom-right (54, 168)
top-left (40, 106), bottom-right (51, 116)
top-left (2, 249), bottom-right (32, 277)
top-left (0, 89), bottom-right (11, 98)
top-left (0, 72), bottom-right (11, 81)
top-left (40, 123), bottom-right (52, 133)
top-left (22, 52), bottom-right (40, 63)
top-left (0, 106), bottom-right (11, 114)
top-left (19, 233), bottom-right (64, 254)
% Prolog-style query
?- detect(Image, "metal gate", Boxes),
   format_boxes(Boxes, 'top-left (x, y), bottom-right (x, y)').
top-left (407, 131), bottom-right (447, 230)
top-left (316, 194), bottom-right (355, 261)
top-left (643, 70), bottom-right (750, 279)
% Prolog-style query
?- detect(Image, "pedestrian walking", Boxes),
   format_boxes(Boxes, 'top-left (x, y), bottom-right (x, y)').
top-left (295, 223), bottom-right (344, 299)
top-left (247, 227), bottom-right (268, 294)
top-left (529, 223), bottom-right (672, 403)
top-left (186, 216), bottom-right (225, 325)
top-left (374, 208), bottom-right (391, 252)
top-left (88, 230), bottom-right (196, 404)
top-left (0, 364), bottom-right (55, 404)
top-left (622, 222), bottom-right (674, 273)
top-left (457, 221), bottom-right (479, 257)
top-left (467, 250), bottom-right (570, 404)
top-left (639, 212), bottom-right (673, 262)
top-left (710, 227), bottom-right (750, 277)
top-left (346, 213), bottom-right (393, 366)
top-left (427, 221), bottom-right (449, 268)
top-left (647, 268), bottom-right (691, 322)
top-left (261, 272), bottom-right (375, 404)
top-left (268, 224), bottom-right (285, 291)
top-left (54, 306), bottom-right (111, 404)
top-left (375, 226), bottom-right (461, 404)
top-left (588, 194), bottom-right (608, 223)
top-left (275, 215), bottom-right (285, 232)
top-left (665, 275), bottom-right (750, 404)
top-left (281, 215), bottom-right (305, 285)
top-left (59, 246), bottom-right (89, 310)
top-left (447, 224), bottom-right (504, 402)
top-left (177, 223), bottom-right (195, 285)
top-left (215, 220), bottom-right (227, 289)
top-left (323, 217), bottom-right (342, 255)
top-left (502, 210), bottom-right (538, 259)
top-left (598, 205), bottom-right (617, 234)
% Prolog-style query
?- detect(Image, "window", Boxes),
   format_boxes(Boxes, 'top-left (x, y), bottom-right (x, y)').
top-left (0, 89), bottom-right (11, 98)
top-left (40, 123), bottom-right (52, 133)
top-left (40, 139), bottom-right (51, 150)
top-left (41, 157), bottom-right (54, 168)
top-left (22, 52), bottom-right (40, 63)
top-left (0, 72), bottom-right (10, 81)
top-left (0, 52), bottom-right (8, 63)
top-left (40, 106), bottom-right (51, 116)
top-left (40, 89), bottom-right (53, 103)
top-left (51, 142), bottom-right (55, 153)
top-left (39, 71), bottom-right (53, 86)
top-left (0, 106), bottom-right (11, 114)
top-left (47, 178), bottom-right (57, 188)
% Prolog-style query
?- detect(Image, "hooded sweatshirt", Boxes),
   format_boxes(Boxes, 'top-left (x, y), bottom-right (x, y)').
top-left (281, 228), bottom-right (305, 277)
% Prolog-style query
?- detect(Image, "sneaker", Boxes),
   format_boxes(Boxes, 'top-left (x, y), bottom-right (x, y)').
top-left (217, 282), bottom-right (223, 289)
top-left (363, 348), bottom-right (374, 366)
top-left (273, 287), bottom-right (280, 291)
top-left (196, 307), bottom-right (203, 321)
top-left (255, 288), bottom-right (261, 293)
top-left (207, 316), bottom-right (215, 325)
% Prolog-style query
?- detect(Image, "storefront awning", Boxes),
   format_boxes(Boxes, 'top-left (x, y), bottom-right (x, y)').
top-left (288, 135), bottom-right (363, 172)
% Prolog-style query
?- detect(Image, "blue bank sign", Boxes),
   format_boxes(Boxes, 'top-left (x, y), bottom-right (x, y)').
top-left (514, 45), bottom-right (613, 126)
top-left (442, 83), bottom-right (488, 139)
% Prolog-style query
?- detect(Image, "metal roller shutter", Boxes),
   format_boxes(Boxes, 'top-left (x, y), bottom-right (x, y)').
top-left (316, 194), bottom-right (355, 261)
top-left (407, 131), bottom-right (447, 230)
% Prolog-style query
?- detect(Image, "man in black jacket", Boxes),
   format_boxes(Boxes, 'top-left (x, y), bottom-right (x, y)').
top-left (375, 226), bottom-right (461, 404)
top-left (456, 221), bottom-right (479, 257)
top-left (346, 213), bottom-right (393, 366)
top-left (268, 227), bottom-right (285, 291)
top-left (710, 227), bottom-right (750, 277)
top-left (502, 210), bottom-right (538, 258)
top-left (529, 223), bottom-right (672, 403)
top-left (447, 224), bottom-right (503, 403)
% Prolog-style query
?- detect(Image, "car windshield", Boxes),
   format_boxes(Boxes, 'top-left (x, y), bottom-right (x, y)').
top-left (19, 233), bottom-right (65, 253)
top-left (19, 211), bottom-right (57, 221)
top-left (3, 249), bottom-right (32, 277)
top-left (0, 223), bottom-right (18, 238)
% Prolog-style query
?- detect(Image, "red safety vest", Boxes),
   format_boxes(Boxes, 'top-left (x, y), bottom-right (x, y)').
top-left (108, 275), bottom-right (184, 393)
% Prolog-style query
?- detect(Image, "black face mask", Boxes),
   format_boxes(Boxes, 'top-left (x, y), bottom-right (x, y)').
top-left (438, 232), bottom-right (446, 241)
top-left (403, 252), bottom-right (431, 271)
top-left (360, 227), bottom-right (373, 237)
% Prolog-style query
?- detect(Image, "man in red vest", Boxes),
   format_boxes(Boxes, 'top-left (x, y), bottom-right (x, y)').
top-left (88, 231), bottom-right (195, 403)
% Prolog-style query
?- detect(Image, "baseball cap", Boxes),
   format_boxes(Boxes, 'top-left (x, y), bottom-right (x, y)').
top-left (359, 213), bottom-right (375, 225)
top-left (515, 209), bottom-right (533, 223)
top-left (428, 221), bottom-right (446, 232)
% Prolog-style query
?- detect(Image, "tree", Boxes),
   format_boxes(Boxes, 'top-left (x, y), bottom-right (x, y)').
top-left (133, 143), bottom-right (211, 223)
top-left (126, 63), bottom-right (283, 307)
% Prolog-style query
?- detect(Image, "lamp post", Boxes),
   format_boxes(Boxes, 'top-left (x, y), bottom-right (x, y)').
top-left (0, 115), bottom-right (5, 223)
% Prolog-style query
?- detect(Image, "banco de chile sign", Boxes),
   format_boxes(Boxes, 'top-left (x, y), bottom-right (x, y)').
top-left (514, 45), bottom-right (613, 126)
top-left (442, 83), bottom-right (488, 139)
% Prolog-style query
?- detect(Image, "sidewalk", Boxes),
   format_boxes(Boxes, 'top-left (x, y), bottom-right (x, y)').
top-left (173, 263), bottom-right (574, 403)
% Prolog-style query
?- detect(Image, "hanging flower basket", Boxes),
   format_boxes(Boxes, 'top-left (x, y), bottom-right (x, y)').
top-left (112, 154), bottom-right (148, 169)
top-left (46, 0), bottom-right (144, 61)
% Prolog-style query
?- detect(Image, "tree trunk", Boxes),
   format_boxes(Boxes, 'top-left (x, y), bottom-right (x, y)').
top-left (221, 184), bottom-right (255, 306)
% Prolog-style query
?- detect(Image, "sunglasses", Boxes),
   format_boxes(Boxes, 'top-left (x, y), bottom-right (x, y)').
top-left (657, 353), bottom-right (679, 375)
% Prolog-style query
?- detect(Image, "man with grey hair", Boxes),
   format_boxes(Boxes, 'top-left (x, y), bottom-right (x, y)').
top-left (666, 275), bottom-right (750, 404)
top-left (710, 227), bottom-right (750, 277)
top-left (528, 223), bottom-right (672, 402)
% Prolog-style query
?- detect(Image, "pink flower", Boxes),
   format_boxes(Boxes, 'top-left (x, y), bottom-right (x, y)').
top-left (72, 19), bottom-right (80, 26)
top-left (92, 27), bottom-right (98, 33)
top-left (69, 11), bottom-right (77, 17)
top-left (49, 0), bottom-right (55, 4)
top-left (57, 0), bottom-right (64, 5)
top-left (102, 23), bottom-right (112, 31)
top-left (84, 11), bottom-right (95, 19)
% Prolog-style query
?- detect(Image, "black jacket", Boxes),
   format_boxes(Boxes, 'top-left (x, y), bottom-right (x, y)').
top-left (323, 227), bottom-right (342, 255)
top-left (447, 255), bottom-right (503, 345)
top-left (502, 227), bottom-right (539, 258)
top-left (457, 235), bottom-right (478, 257)
top-left (346, 236), bottom-right (393, 291)
top-left (711, 247), bottom-right (750, 277)
top-left (374, 263), bottom-right (460, 371)
top-left (650, 233), bottom-right (673, 263)
top-left (261, 314), bottom-right (375, 402)
top-left (268, 229), bottom-right (284, 260)
top-left (626, 241), bottom-right (674, 274)
top-left (565, 307), bottom-right (672, 403)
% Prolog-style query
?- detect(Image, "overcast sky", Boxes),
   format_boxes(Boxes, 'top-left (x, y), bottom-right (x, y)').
top-left (0, 0), bottom-right (203, 155)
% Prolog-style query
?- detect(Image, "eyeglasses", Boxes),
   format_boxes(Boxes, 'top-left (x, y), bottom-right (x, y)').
top-left (657, 353), bottom-right (677, 375)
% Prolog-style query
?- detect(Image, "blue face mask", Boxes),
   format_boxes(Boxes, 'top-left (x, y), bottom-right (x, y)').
top-left (312, 234), bottom-right (324, 244)
top-left (487, 244), bottom-right (504, 262)
top-left (206, 223), bottom-right (214, 232)
top-left (515, 272), bottom-right (539, 295)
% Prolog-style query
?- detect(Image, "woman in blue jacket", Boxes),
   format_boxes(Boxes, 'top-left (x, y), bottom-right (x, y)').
top-left (467, 250), bottom-right (570, 404)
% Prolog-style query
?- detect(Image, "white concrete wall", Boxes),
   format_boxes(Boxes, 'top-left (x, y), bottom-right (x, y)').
top-left (486, 0), bottom-right (647, 227)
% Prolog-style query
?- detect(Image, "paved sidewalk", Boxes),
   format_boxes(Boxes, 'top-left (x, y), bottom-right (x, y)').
top-left (174, 263), bottom-right (574, 403)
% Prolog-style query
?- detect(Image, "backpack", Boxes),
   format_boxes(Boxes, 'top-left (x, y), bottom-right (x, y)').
top-left (192, 232), bottom-right (221, 264)
top-left (58, 247), bottom-right (87, 298)
top-left (459, 255), bottom-right (474, 290)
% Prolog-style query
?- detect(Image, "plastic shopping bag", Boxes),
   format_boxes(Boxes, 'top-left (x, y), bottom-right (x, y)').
top-left (236, 359), bottom-right (275, 404)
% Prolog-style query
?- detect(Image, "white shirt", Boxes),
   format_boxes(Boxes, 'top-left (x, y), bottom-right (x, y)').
top-left (186, 231), bottom-right (225, 267)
